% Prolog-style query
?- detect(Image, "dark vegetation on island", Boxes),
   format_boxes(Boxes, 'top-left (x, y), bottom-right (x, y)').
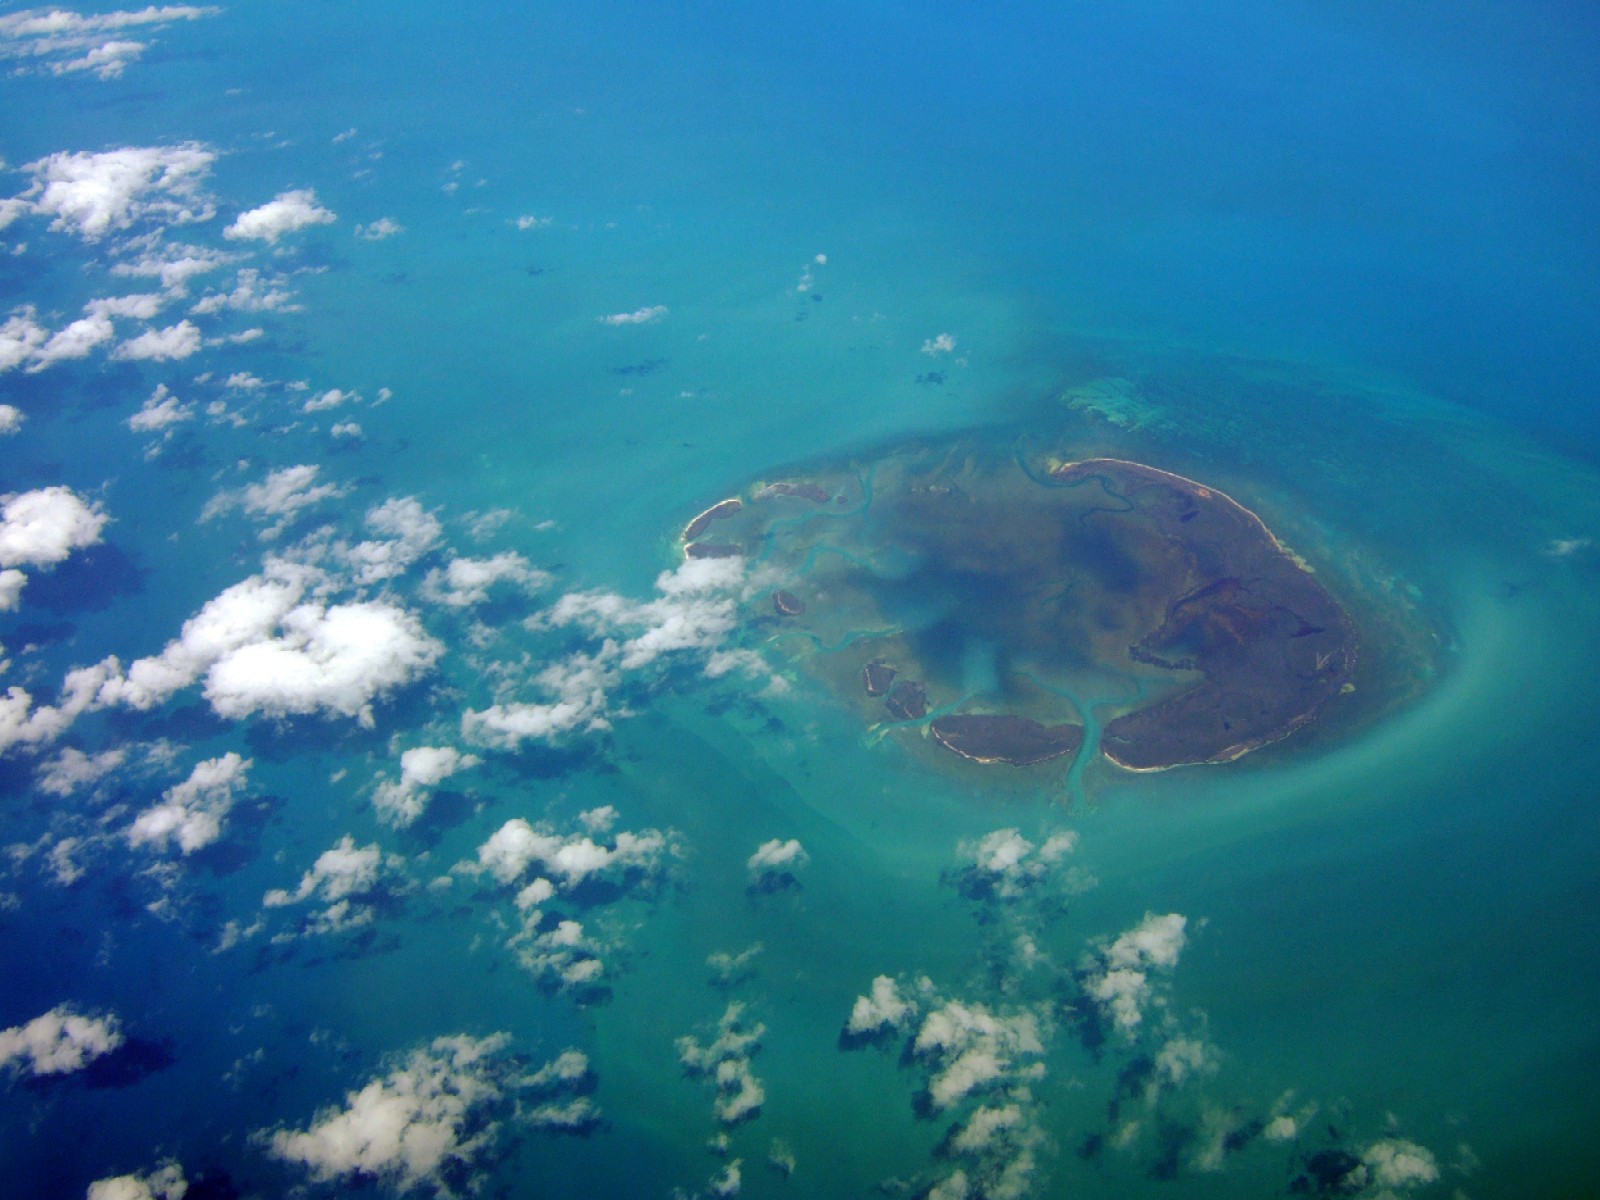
top-left (681, 442), bottom-right (1360, 776)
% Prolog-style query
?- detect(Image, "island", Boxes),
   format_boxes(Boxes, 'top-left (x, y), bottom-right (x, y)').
top-left (679, 446), bottom-right (1360, 775)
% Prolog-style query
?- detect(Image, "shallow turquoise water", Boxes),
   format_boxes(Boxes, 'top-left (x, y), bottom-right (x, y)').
top-left (2, 3), bottom-right (1598, 1199)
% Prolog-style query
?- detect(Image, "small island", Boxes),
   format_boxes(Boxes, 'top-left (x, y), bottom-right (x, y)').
top-left (681, 441), bottom-right (1360, 775)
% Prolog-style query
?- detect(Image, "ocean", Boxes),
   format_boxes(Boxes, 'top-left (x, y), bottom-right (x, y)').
top-left (1, 3), bottom-right (1597, 1198)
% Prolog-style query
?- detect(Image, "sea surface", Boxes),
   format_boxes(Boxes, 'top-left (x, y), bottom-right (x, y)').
top-left (1, 3), bottom-right (1597, 1199)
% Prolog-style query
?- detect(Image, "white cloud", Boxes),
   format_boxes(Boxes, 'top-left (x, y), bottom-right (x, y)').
top-left (264, 834), bottom-right (401, 934)
top-left (0, 308), bottom-right (49, 373)
top-left (113, 318), bottom-right (201, 361)
top-left (17, 144), bottom-right (215, 240)
top-left (598, 304), bottom-right (667, 326)
top-left (302, 386), bottom-right (357, 412)
top-left (912, 998), bottom-right (1046, 1110)
top-left (85, 1162), bottom-right (188, 1200)
top-left (420, 552), bottom-right (547, 608)
top-left (468, 816), bottom-right (670, 890)
top-left (543, 555), bottom-right (746, 671)
top-left (127, 383), bottom-right (193, 431)
top-left (746, 837), bottom-right (808, 881)
top-left (94, 562), bottom-right (443, 727)
top-left (372, 745), bottom-right (479, 827)
top-left (1545, 536), bottom-right (1592, 559)
top-left (263, 1033), bottom-right (516, 1194)
top-left (331, 420), bottom-right (362, 439)
top-left (225, 188), bottom-right (336, 243)
top-left (0, 662), bottom-right (106, 754)
top-left (200, 600), bottom-right (442, 725)
top-left (95, 566), bottom-right (314, 710)
top-left (0, 404), bottom-right (23, 434)
top-left (845, 975), bottom-right (918, 1037)
top-left (1081, 912), bottom-right (1188, 1037)
top-left (127, 751), bottom-right (250, 854)
top-left (190, 266), bottom-right (298, 315)
top-left (950, 1104), bottom-right (1025, 1155)
top-left (1106, 911), bottom-right (1187, 971)
top-left (1152, 1036), bottom-right (1212, 1090)
top-left (49, 39), bottom-right (146, 80)
top-left (677, 1002), bottom-right (766, 1125)
top-left (87, 292), bottom-right (165, 320)
top-left (466, 556), bottom-right (755, 749)
top-left (461, 650), bottom-right (616, 748)
top-left (1363, 1139), bottom-right (1439, 1189)
top-left (0, 568), bottom-right (25, 611)
top-left (921, 333), bottom-right (956, 355)
top-left (0, 6), bottom-right (217, 82)
top-left (955, 827), bottom-right (1079, 900)
top-left (0, 486), bottom-right (107, 570)
top-left (28, 312), bottom-right (114, 369)
top-left (0, 1004), bottom-right (122, 1076)
top-left (514, 214), bottom-right (551, 231)
top-left (111, 240), bottom-right (235, 293)
top-left (36, 746), bottom-right (127, 796)
top-left (355, 217), bottom-right (403, 241)
top-left (202, 464), bottom-right (347, 539)
top-left (338, 496), bottom-right (442, 586)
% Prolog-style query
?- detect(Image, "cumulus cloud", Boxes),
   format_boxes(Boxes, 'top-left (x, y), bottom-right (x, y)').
top-left (0, 486), bottom-right (107, 571)
top-left (677, 1002), bottom-right (766, 1125)
top-left (0, 662), bottom-right (106, 755)
top-left (912, 998), bottom-right (1047, 1111)
top-left (0, 403), bottom-right (23, 434)
top-left (461, 649), bottom-right (616, 748)
top-left (190, 266), bottom-right (298, 314)
top-left (355, 217), bottom-right (403, 240)
top-left (127, 383), bottom-right (193, 432)
top-left (556, 555), bottom-right (747, 671)
top-left (112, 318), bottom-right (200, 361)
top-left (0, 6), bottom-right (218, 81)
top-left (0, 309), bottom-right (48, 374)
top-left (0, 1004), bottom-right (123, 1077)
top-left (36, 746), bottom-right (127, 796)
top-left (845, 975), bottom-right (918, 1038)
top-left (465, 556), bottom-right (761, 749)
top-left (464, 810), bottom-right (677, 996)
top-left (127, 752), bottom-right (250, 854)
top-left (599, 304), bottom-right (667, 326)
top-left (467, 815), bottom-right (670, 890)
top-left (111, 239), bottom-right (235, 293)
top-left (0, 486), bottom-right (107, 610)
top-left (337, 496), bottom-right (442, 586)
top-left (1363, 1139), bottom-right (1439, 1189)
top-left (746, 837), bottom-right (808, 885)
top-left (28, 312), bottom-right (114, 369)
top-left (85, 1162), bottom-right (188, 1200)
top-left (263, 1033), bottom-right (517, 1196)
top-left (302, 386), bottom-right (357, 411)
top-left (198, 599), bottom-right (442, 724)
top-left (372, 745), bottom-right (479, 827)
top-left (88, 293), bottom-right (166, 320)
top-left (16, 143), bottom-right (215, 239)
top-left (201, 464), bottom-right (347, 538)
top-left (1081, 912), bottom-right (1188, 1037)
top-left (420, 552), bottom-right (547, 608)
top-left (224, 189), bottom-right (336, 243)
top-left (921, 333), bottom-right (957, 355)
top-left (93, 562), bottom-right (443, 727)
top-left (264, 834), bottom-right (402, 934)
top-left (955, 828), bottom-right (1077, 901)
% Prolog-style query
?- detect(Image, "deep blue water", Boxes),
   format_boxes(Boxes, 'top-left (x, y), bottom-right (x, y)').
top-left (2, 3), bottom-right (1598, 1199)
